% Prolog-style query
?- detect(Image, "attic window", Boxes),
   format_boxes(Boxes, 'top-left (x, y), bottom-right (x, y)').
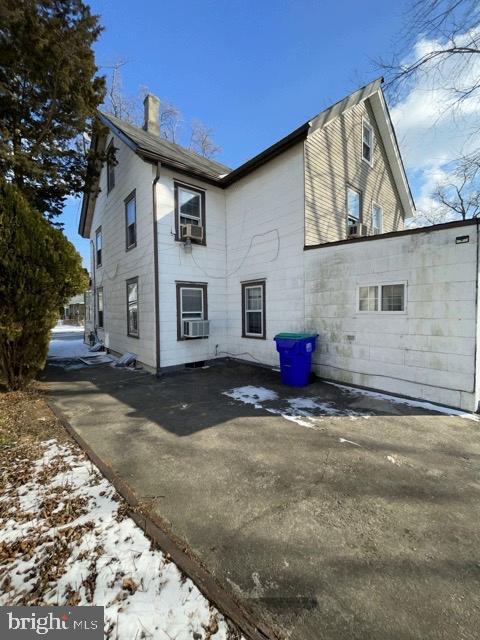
top-left (362, 120), bottom-right (373, 165)
top-left (107, 141), bottom-right (115, 193)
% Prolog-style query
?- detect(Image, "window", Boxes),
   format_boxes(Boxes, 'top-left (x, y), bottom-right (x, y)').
top-left (347, 187), bottom-right (361, 228)
top-left (125, 190), bottom-right (137, 250)
top-left (126, 278), bottom-right (139, 337)
top-left (97, 287), bottom-right (104, 328)
top-left (362, 120), bottom-right (373, 165)
top-left (358, 283), bottom-right (406, 313)
top-left (107, 141), bottom-right (115, 193)
top-left (359, 286), bottom-right (378, 312)
top-left (174, 182), bottom-right (206, 244)
top-left (381, 284), bottom-right (405, 312)
top-left (95, 227), bottom-right (102, 268)
top-left (372, 203), bottom-right (383, 235)
top-left (176, 282), bottom-right (208, 340)
top-left (242, 280), bottom-right (266, 339)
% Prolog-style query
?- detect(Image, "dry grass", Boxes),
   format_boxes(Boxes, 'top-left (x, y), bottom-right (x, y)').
top-left (0, 383), bottom-right (69, 448)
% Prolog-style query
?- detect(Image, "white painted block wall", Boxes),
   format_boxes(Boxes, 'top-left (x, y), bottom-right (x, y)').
top-left (304, 225), bottom-right (479, 410)
top-left (89, 135), bottom-right (157, 369)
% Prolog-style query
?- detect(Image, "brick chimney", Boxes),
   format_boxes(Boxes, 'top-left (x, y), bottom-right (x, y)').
top-left (143, 94), bottom-right (160, 136)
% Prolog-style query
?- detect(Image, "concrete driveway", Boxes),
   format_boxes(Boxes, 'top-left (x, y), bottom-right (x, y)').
top-left (43, 357), bottom-right (480, 640)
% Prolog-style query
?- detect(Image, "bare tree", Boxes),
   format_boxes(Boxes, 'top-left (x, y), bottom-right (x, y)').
top-left (189, 120), bottom-right (221, 158)
top-left (159, 101), bottom-right (182, 143)
top-left (381, 1), bottom-right (480, 95)
top-left (433, 158), bottom-right (480, 219)
top-left (104, 60), bottom-right (142, 125)
top-left (102, 63), bottom-right (220, 156)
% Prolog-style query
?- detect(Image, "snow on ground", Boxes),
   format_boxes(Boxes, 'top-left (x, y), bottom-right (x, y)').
top-left (51, 323), bottom-right (86, 334)
top-left (224, 381), bottom-right (480, 427)
top-left (48, 322), bottom-right (91, 360)
top-left (0, 439), bottom-right (241, 640)
top-left (326, 382), bottom-right (480, 422)
top-left (223, 386), bottom-right (371, 429)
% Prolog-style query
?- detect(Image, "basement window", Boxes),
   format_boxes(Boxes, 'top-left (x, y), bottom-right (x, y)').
top-left (358, 283), bottom-right (406, 313)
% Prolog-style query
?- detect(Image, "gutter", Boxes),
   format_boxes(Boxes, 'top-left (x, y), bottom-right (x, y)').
top-left (152, 162), bottom-right (161, 375)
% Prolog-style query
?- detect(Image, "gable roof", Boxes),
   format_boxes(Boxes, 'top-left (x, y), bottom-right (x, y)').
top-left (79, 77), bottom-right (415, 237)
top-left (99, 111), bottom-right (231, 182)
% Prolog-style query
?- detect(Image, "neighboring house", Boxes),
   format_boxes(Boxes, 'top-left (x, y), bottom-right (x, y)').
top-left (63, 294), bottom-right (86, 323)
top-left (80, 78), bottom-right (480, 411)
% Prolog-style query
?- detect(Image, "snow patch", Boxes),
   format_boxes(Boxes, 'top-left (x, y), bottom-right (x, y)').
top-left (0, 439), bottom-right (240, 640)
top-left (327, 382), bottom-right (480, 422)
top-left (223, 386), bottom-right (371, 429)
top-left (223, 386), bottom-right (279, 409)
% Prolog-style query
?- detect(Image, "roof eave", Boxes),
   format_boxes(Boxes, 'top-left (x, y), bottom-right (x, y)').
top-left (220, 122), bottom-right (310, 187)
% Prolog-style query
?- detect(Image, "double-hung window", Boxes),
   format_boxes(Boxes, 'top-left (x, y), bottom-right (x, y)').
top-left (95, 227), bottom-right (102, 268)
top-left (372, 203), bottom-right (383, 235)
top-left (362, 119), bottom-right (373, 165)
top-left (176, 282), bottom-right (207, 339)
top-left (242, 280), bottom-right (266, 339)
top-left (358, 283), bottom-right (406, 313)
top-left (125, 190), bottom-right (137, 250)
top-left (347, 187), bottom-right (361, 229)
top-left (174, 182), bottom-right (205, 243)
top-left (106, 141), bottom-right (115, 193)
top-left (97, 287), bottom-right (104, 328)
top-left (126, 278), bottom-right (139, 337)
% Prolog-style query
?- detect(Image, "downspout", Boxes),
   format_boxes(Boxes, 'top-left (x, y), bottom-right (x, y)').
top-left (152, 162), bottom-right (161, 375)
top-left (474, 219), bottom-right (479, 409)
top-left (91, 240), bottom-right (97, 341)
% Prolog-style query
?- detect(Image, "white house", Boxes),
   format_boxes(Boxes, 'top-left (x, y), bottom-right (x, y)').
top-left (80, 78), bottom-right (480, 412)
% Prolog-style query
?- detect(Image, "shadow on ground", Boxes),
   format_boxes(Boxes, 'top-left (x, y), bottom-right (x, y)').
top-left (42, 359), bottom-right (480, 640)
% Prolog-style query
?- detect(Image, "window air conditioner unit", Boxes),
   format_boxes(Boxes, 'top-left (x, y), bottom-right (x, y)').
top-left (348, 223), bottom-right (368, 238)
top-left (180, 223), bottom-right (204, 242)
top-left (183, 319), bottom-right (210, 338)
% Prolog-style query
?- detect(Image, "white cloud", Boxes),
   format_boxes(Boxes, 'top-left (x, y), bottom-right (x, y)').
top-left (390, 28), bottom-right (480, 219)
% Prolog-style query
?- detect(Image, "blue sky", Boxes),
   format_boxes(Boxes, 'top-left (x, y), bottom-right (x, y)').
top-left (61, 0), bottom-right (414, 265)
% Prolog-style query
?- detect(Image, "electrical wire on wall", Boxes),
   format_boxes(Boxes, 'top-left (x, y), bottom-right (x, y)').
top-left (189, 228), bottom-right (281, 280)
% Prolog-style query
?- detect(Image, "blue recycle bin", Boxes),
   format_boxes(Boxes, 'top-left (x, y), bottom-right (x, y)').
top-left (274, 333), bottom-right (319, 387)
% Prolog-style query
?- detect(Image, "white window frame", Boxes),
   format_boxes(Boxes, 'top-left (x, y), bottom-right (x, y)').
top-left (371, 202), bottom-right (383, 235)
top-left (361, 117), bottom-right (374, 166)
top-left (356, 281), bottom-right (407, 315)
top-left (126, 278), bottom-right (139, 337)
top-left (178, 185), bottom-right (202, 226)
top-left (244, 284), bottom-right (264, 338)
top-left (347, 186), bottom-right (361, 229)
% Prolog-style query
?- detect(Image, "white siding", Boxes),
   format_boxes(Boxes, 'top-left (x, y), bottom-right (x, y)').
top-left (155, 168), bottom-right (227, 368)
top-left (305, 225), bottom-right (478, 410)
top-left (89, 135), bottom-right (157, 369)
top-left (224, 143), bottom-right (306, 367)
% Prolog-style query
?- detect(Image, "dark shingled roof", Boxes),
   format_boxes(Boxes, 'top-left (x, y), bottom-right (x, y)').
top-left (98, 112), bottom-right (231, 181)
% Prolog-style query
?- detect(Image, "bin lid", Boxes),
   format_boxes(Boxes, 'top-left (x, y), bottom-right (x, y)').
top-left (274, 332), bottom-right (318, 340)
